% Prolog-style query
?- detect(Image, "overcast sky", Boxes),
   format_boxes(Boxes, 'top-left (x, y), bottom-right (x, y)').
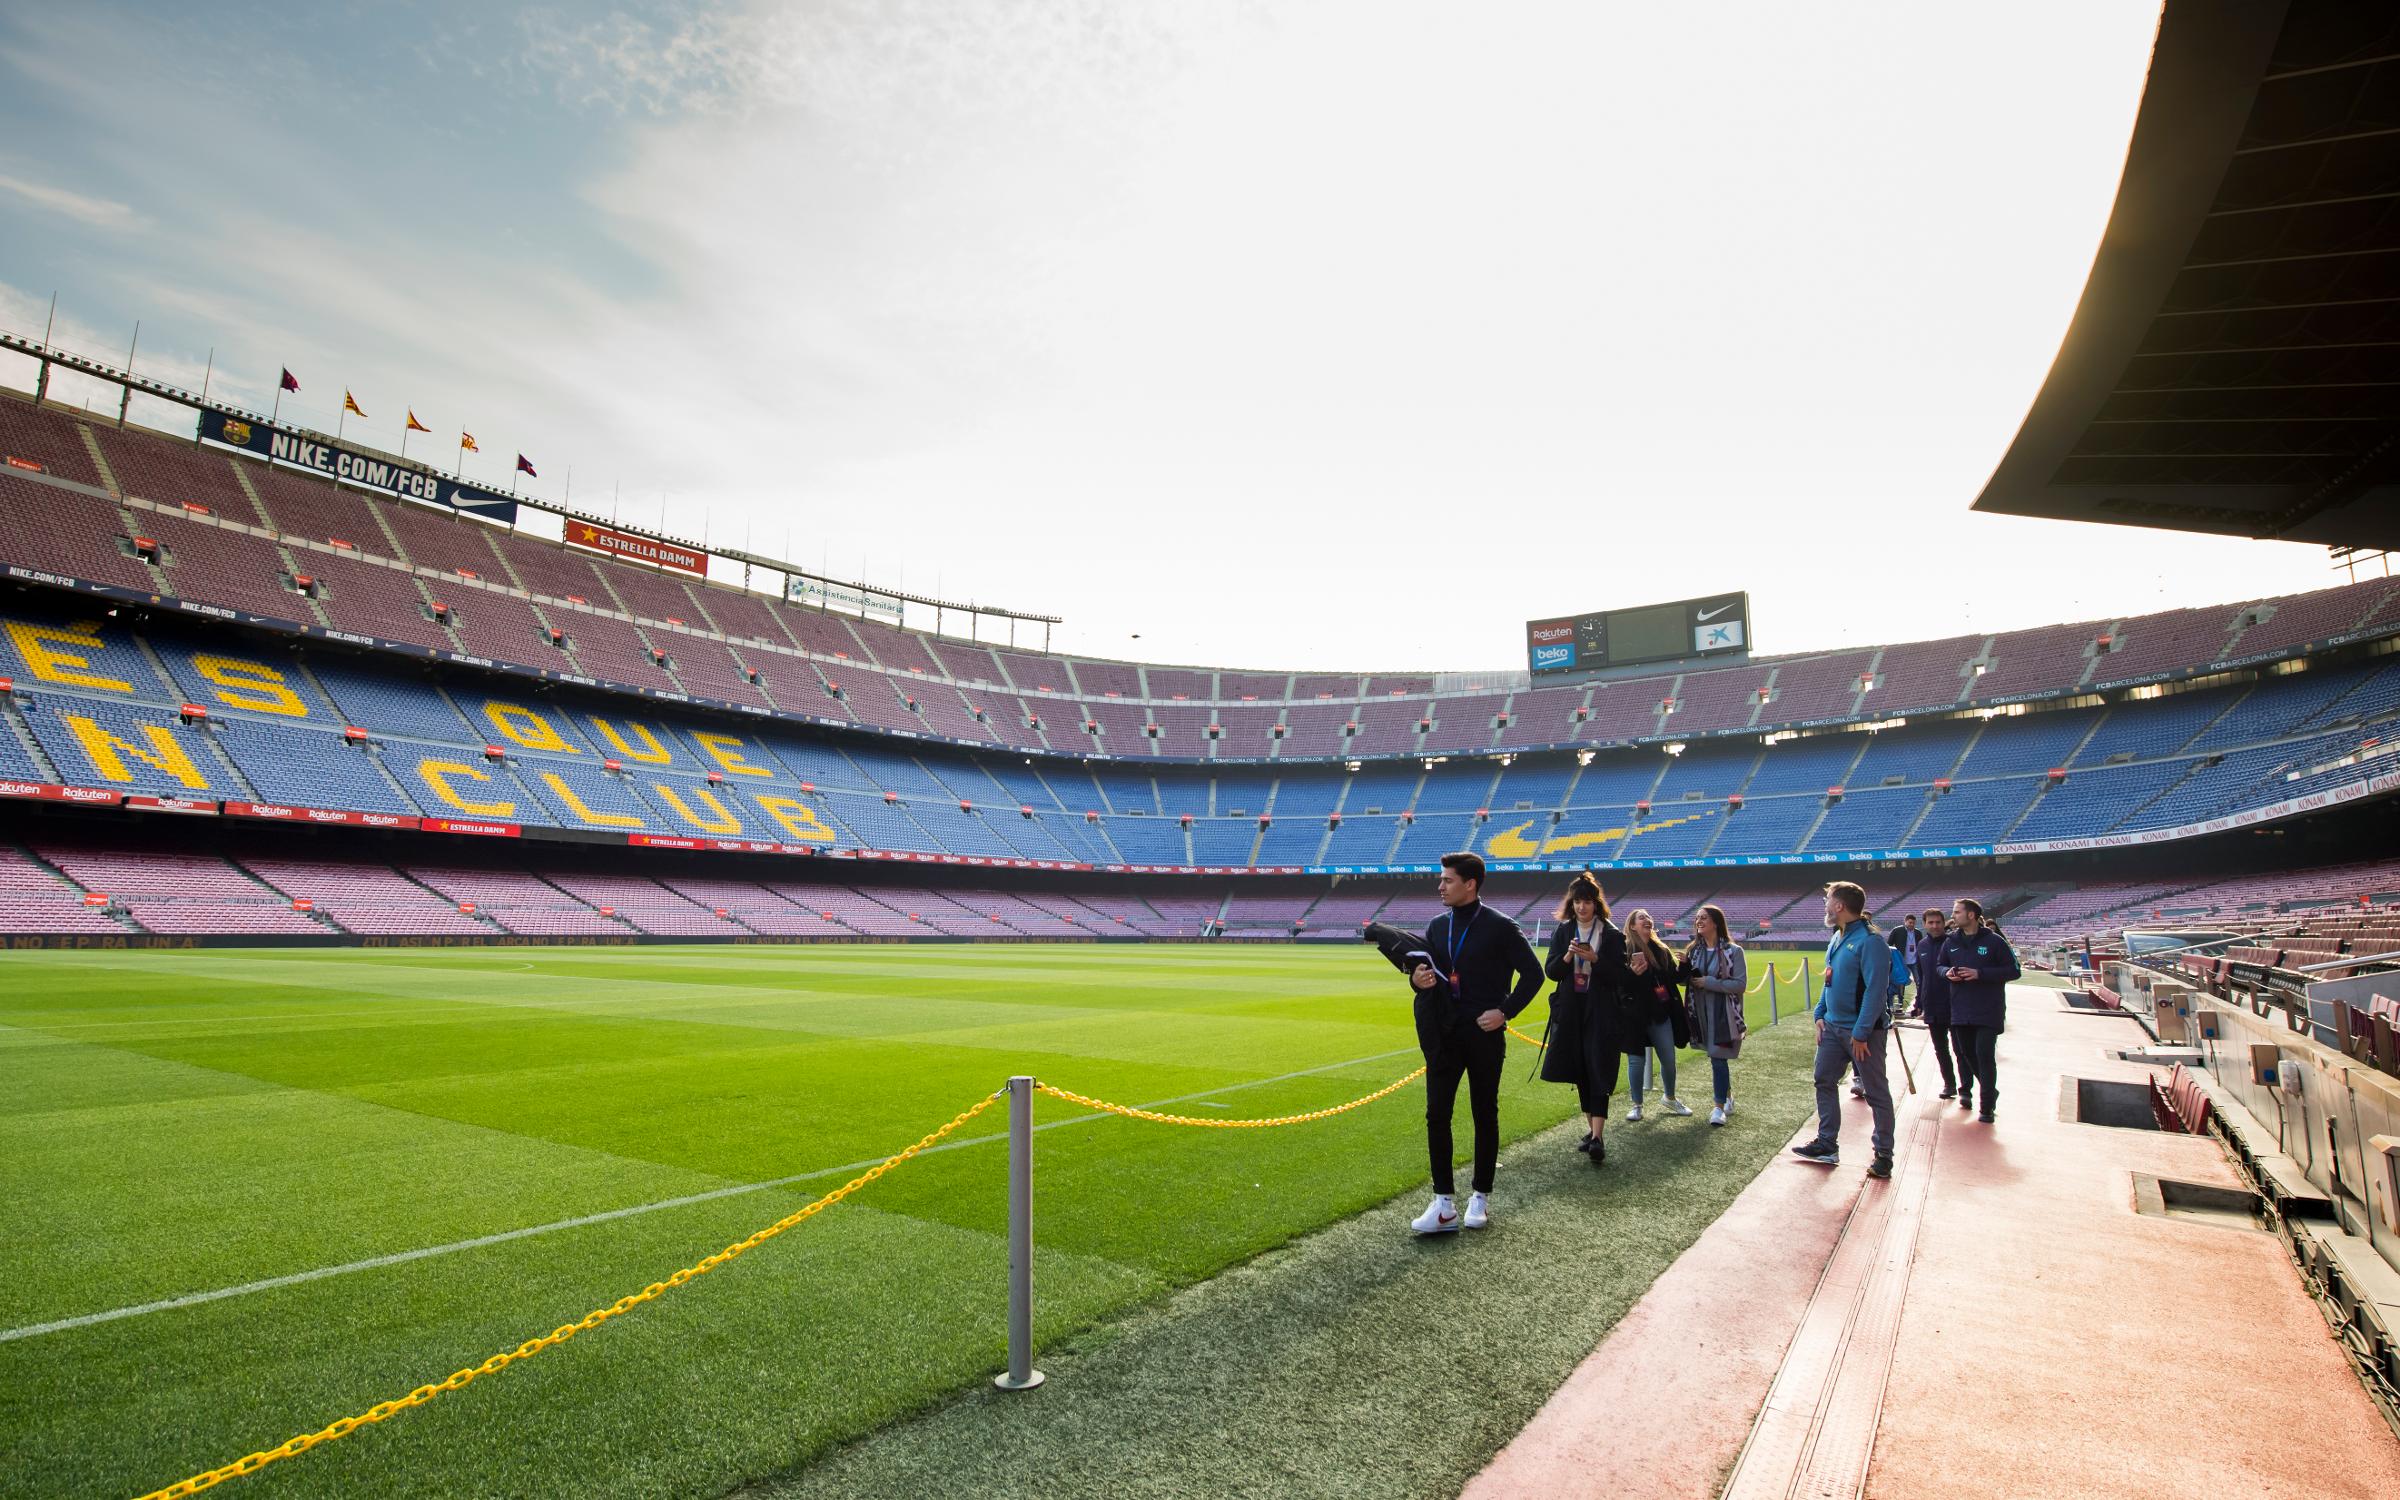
top-left (0, 1), bottom-right (2355, 674)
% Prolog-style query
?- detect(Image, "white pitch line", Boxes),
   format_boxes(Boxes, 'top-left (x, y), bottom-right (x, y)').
top-left (0, 1044), bottom-right (1422, 1345)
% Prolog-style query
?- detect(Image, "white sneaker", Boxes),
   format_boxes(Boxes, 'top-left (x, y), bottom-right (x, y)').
top-left (1411, 1195), bottom-right (1460, 1235)
top-left (1723, 1098), bottom-right (1734, 1118)
top-left (1626, 1103), bottom-right (1644, 1122)
top-left (1663, 1098), bottom-right (1694, 1117)
top-left (1708, 1104), bottom-right (1726, 1127)
top-left (1463, 1192), bottom-right (1490, 1230)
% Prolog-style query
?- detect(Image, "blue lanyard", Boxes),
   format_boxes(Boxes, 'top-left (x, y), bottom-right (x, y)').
top-left (1447, 907), bottom-right (1476, 988)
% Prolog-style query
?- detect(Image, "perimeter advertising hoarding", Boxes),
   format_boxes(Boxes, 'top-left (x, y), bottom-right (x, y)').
top-left (785, 576), bottom-right (906, 623)
top-left (1527, 592), bottom-right (1749, 675)
top-left (198, 411), bottom-right (519, 523)
top-left (562, 520), bottom-right (706, 577)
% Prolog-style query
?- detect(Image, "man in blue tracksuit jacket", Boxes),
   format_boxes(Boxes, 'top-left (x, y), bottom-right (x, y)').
top-left (1794, 880), bottom-right (1894, 1177)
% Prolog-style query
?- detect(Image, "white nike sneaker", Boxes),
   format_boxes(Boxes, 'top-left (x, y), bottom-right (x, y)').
top-left (1463, 1192), bottom-right (1490, 1229)
top-left (1626, 1103), bottom-right (1644, 1122)
top-left (1722, 1098), bottom-right (1734, 1117)
top-left (1708, 1104), bottom-right (1726, 1127)
top-left (1663, 1098), bottom-right (1694, 1117)
top-left (1411, 1195), bottom-right (1460, 1234)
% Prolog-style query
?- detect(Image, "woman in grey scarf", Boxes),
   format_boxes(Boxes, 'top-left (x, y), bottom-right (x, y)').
top-left (1679, 903), bottom-right (1749, 1126)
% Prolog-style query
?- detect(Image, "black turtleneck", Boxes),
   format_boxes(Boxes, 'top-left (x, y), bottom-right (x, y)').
top-left (1420, 899), bottom-right (1544, 1019)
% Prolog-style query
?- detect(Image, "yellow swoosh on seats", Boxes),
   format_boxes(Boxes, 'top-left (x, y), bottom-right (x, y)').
top-left (1485, 810), bottom-right (1715, 860)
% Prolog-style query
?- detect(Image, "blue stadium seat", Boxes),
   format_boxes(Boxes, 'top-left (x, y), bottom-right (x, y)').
top-left (1320, 815), bottom-right (1401, 864)
top-left (19, 695), bottom-right (242, 796)
top-left (310, 658), bottom-right (479, 743)
top-left (0, 608), bottom-right (176, 699)
top-left (1108, 816), bottom-right (1190, 865)
top-left (1908, 778), bottom-right (2038, 847)
top-left (215, 720), bottom-right (421, 814)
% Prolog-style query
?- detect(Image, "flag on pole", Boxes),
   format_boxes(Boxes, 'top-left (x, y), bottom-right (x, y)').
top-left (515, 454), bottom-right (538, 478)
top-left (342, 390), bottom-right (367, 418)
top-left (460, 432), bottom-right (479, 453)
top-left (405, 410), bottom-right (431, 433)
top-left (279, 368), bottom-right (300, 392)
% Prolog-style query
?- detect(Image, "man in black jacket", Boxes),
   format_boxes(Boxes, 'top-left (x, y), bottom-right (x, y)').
top-left (1407, 851), bottom-right (1544, 1234)
top-left (1911, 907), bottom-right (1959, 1099)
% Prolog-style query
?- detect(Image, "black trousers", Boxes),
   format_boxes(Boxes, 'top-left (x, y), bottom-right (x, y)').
top-left (1926, 1020), bottom-right (1959, 1092)
top-left (1950, 1023), bottom-right (1999, 1108)
top-left (1425, 1018), bottom-right (1506, 1196)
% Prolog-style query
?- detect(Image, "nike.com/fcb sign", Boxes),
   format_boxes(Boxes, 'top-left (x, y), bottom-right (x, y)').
top-left (198, 411), bottom-right (519, 524)
top-left (1526, 592), bottom-right (1751, 675)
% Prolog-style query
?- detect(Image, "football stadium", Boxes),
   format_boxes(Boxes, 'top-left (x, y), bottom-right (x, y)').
top-left (5, 3), bottom-right (2400, 1498)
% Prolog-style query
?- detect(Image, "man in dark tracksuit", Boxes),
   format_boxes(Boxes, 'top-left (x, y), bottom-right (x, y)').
top-left (1407, 851), bottom-right (1543, 1234)
top-left (1937, 898), bottom-right (2021, 1122)
top-left (1912, 908), bottom-right (1959, 1098)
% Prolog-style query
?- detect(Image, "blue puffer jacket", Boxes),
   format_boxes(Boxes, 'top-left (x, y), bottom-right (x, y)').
top-left (1814, 919), bottom-right (1892, 1035)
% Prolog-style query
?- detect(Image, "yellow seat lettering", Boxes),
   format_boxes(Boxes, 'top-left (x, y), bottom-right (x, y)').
top-left (653, 783), bottom-right (742, 834)
top-left (540, 771), bottom-right (642, 828)
top-left (5, 620), bottom-right (131, 693)
top-left (589, 717), bottom-right (672, 763)
top-left (756, 795), bottom-right (835, 843)
top-left (64, 715), bottom-right (210, 788)
top-left (192, 654), bottom-right (309, 717)
top-left (691, 731), bottom-right (772, 778)
top-left (418, 759), bottom-right (517, 817)
top-left (488, 702), bottom-right (577, 753)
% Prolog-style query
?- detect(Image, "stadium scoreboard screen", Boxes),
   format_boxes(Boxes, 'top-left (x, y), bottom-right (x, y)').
top-left (1526, 592), bottom-right (1749, 675)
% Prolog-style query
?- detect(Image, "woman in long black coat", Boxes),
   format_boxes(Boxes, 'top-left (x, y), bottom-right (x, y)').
top-left (1541, 872), bottom-right (1629, 1165)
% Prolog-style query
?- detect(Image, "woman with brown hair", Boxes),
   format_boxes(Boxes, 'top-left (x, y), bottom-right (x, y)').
top-left (1679, 903), bottom-right (1748, 1126)
top-left (1621, 907), bottom-right (1692, 1120)
top-left (1541, 872), bottom-right (1628, 1164)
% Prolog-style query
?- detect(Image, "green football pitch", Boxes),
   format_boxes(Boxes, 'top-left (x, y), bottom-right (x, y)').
top-left (0, 942), bottom-right (1824, 1500)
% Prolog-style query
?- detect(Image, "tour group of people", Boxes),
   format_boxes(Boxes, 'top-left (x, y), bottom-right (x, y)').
top-left (1397, 852), bottom-right (2019, 1234)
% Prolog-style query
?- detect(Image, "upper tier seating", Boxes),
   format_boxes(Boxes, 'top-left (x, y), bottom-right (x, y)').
top-left (7, 402), bottom-right (2400, 783)
top-left (0, 397), bottom-right (107, 485)
top-left (0, 471), bottom-right (157, 592)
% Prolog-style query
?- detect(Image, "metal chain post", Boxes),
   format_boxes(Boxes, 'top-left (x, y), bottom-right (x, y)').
top-left (1768, 963), bottom-right (1779, 1026)
top-left (994, 1075), bottom-right (1044, 1391)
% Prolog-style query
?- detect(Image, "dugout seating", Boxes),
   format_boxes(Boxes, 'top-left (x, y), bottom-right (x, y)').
top-left (2151, 1063), bottom-right (2213, 1134)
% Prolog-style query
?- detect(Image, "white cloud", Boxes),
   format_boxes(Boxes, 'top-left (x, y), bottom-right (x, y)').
top-left (2, 1), bottom-right (2354, 673)
top-left (0, 170), bottom-right (144, 231)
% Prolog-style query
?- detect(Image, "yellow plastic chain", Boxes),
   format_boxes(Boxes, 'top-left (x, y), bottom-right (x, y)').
top-left (131, 1090), bottom-right (1003, 1500)
top-left (1037, 1066), bottom-right (1429, 1128)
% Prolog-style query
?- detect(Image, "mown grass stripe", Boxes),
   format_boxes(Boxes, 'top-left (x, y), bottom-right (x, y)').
top-left (0, 1043), bottom-right (1420, 1345)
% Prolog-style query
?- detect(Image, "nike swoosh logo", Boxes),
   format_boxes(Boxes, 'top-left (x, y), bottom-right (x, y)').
top-left (1697, 604), bottom-right (1735, 621)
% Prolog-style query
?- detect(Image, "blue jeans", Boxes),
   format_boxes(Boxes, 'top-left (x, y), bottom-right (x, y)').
top-left (1709, 1055), bottom-right (1732, 1105)
top-left (1625, 1018), bottom-right (1677, 1104)
top-left (1812, 1024), bottom-right (1892, 1158)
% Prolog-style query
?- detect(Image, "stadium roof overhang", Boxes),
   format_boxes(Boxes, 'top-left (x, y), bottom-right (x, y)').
top-left (1972, 0), bottom-right (2400, 551)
